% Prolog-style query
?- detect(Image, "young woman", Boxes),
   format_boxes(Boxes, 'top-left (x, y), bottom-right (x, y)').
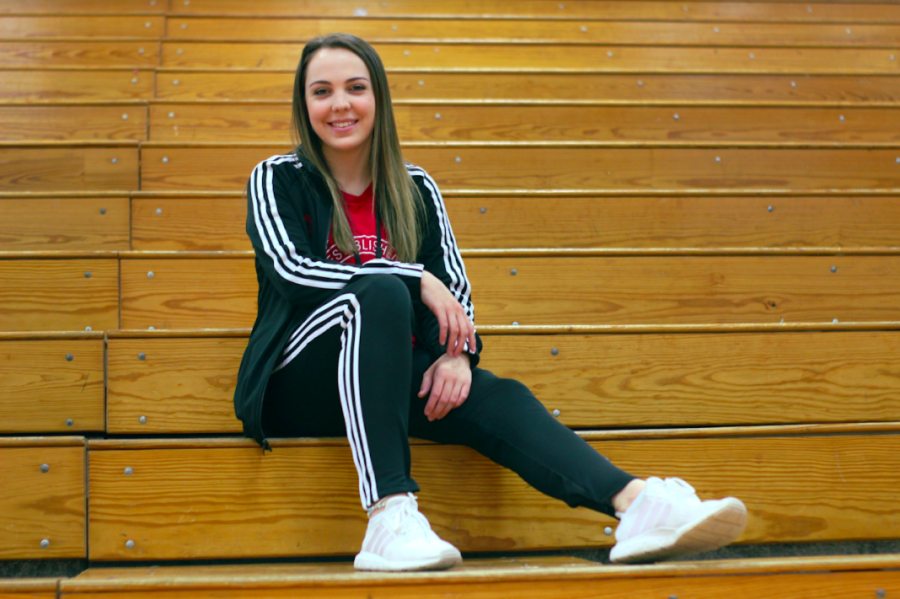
top-left (234, 33), bottom-right (747, 572)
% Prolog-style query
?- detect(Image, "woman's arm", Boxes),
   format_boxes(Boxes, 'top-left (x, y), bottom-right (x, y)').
top-left (408, 165), bottom-right (482, 366)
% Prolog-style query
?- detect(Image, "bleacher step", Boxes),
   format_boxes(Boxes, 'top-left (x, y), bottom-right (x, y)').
top-left (61, 555), bottom-right (900, 598)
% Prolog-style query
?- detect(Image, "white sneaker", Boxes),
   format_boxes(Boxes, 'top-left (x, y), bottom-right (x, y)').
top-left (610, 477), bottom-right (748, 564)
top-left (354, 493), bottom-right (463, 571)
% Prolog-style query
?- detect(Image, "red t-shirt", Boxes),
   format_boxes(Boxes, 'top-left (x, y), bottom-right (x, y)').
top-left (327, 184), bottom-right (416, 347)
top-left (326, 183), bottom-right (397, 265)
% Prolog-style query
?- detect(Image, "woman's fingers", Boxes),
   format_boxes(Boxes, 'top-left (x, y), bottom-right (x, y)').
top-left (435, 378), bottom-right (461, 420)
top-left (424, 375), bottom-right (445, 420)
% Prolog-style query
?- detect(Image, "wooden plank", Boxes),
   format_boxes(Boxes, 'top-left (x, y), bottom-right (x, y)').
top-left (167, 0), bottom-right (900, 23)
top-left (132, 197), bottom-right (248, 251)
top-left (0, 105), bottom-right (146, 141)
top-left (106, 330), bottom-right (900, 434)
top-left (154, 71), bottom-right (900, 103)
top-left (119, 255), bottom-right (900, 328)
top-left (86, 434), bottom-right (900, 560)
top-left (0, 337), bottom-right (104, 433)
top-left (0, 16), bottom-right (165, 39)
top-left (0, 0), bottom-right (165, 14)
top-left (56, 569), bottom-right (900, 599)
top-left (151, 103), bottom-right (900, 144)
top-left (138, 145), bottom-right (900, 192)
top-left (160, 42), bottom-right (900, 73)
top-left (0, 146), bottom-right (138, 191)
top-left (107, 337), bottom-right (244, 434)
top-left (0, 258), bottom-right (118, 332)
top-left (445, 194), bottom-right (900, 250)
top-left (0, 41), bottom-right (159, 68)
top-left (0, 444), bottom-right (85, 559)
top-left (0, 70), bottom-right (154, 103)
top-left (166, 17), bottom-right (900, 48)
top-left (58, 554), bottom-right (900, 590)
top-left (0, 197), bottom-right (130, 251)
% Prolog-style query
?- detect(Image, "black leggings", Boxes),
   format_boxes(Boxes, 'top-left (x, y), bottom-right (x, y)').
top-left (262, 274), bottom-right (636, 518)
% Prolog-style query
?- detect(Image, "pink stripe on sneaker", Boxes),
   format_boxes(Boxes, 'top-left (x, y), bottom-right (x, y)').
top-left (655, 503), bottom-right (673, 529)
top-left (638, 501), bottom-right (663, 536)
top-left (373, 527), bottom-right (393, 556)
top-left (629, 500), bottom-right (654, 536)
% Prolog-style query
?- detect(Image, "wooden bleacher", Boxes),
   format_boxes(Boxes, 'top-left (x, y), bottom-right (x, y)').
top-left (2, 0), bottom-right (900, 596)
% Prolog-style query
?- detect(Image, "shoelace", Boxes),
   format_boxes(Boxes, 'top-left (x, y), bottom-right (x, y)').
top-left (385, 494), bottom-right (433, 540)
top-left (664, 477), bottom-right (697, 497)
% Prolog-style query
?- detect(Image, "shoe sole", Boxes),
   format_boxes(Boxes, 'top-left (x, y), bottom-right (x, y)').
top-left (610, 497), bottom-right (748, 564)
top-left (354, 549), bottom-right (462, 572)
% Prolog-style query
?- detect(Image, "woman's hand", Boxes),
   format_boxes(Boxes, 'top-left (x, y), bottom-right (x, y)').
top-left (420, 270), bottom-right (476, 358)
top-left (418, 353), bottom-right (472, 421)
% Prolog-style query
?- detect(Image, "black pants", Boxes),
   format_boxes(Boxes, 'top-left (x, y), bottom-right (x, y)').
top-left (262, 275), bottom-right (636, 518)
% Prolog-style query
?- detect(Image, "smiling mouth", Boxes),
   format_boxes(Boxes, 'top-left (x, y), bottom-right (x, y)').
top-left (329, 120), bottom-right (358, 129)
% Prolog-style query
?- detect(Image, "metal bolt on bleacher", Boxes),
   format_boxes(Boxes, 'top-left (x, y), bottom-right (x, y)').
top-left (552, 409), bottom-right (560, 417)
top-left (604, 527), bottom-right (613, 535)
top-left (100, 208), bottom-right (107, 214)
top-left (140, 416), bottom-right (147, 424)
top-left (85, 272), bottom-right (91, 278)
top-left (480, 208), bottom-right (486, 214)
top-left (40, 464), bottom-right (49, 473)
top-left (148, 271), bottom-right (155, 278)
top-left (41, 540), bottom-right (50, 549)
top-left (831, 266), bottom-right (837, 273)
top-left (768, 206), bottom-right (774, 212)
top-left (551, 348), bottom-right (559, 355)
top-left (66, 419), bottom-right (73, 426)
top-left (510, 269), bottom-right (517, 275)
top-left (139, 353), bottom-right (146, 360)
top-left (111, 158), bottom-right (117, 164)
top-left (156, 208), bottom-right (162, 215)
top-left (124, 467), bottom-right (134, 476)
top-left (126, 540), bottom-right (135, 549)
top-left (876, 590), bottom-right (886, 599)
top-left (66, 354), bottom-right (73, 361)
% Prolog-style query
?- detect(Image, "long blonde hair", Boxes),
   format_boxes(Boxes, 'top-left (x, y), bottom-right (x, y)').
top-left (291, 33), bottom-right (423, 262)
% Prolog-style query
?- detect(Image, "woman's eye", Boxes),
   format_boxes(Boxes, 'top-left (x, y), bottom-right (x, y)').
top-left (351, 85), bottom-right (366, 92)
top-left (313, 88), bottom-right (328, 96)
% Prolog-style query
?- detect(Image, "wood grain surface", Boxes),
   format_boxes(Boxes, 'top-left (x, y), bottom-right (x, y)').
top-left (0, 41), bottom-right (159, 68)
top-left (150, 103), bottom-right (900, 144)
top-left (0, 70), bottom-right (154, 103)
top-left (0, 16), bottom-right (165, 39)
top-left (87, 434), bottom-right (900, 560)
top-left (0, 106), bottom-right (147, 141)
top-left (165, 17), bottom-right (900, 47)
top-left (154, 71), bottom-right (900, 103)
top-left (138, 145), bottom-right (900, 192)
top-left (132, 197), bottom-right (247, 251)
top-left (0, 338), bottom-right (104, 433)
top-left (119, 255), bottom-right (900, 328)
top-left (0, 197), bottom-right (129, 250)
top-left (107, 337), bottom-right (244, 434)
top-left (106, 330), bottom-right (900, 434)
top-left (0, 258), bottom-right (118, 331)
top-left (0, 146), bottom-right (138, 191)
top-left (160, 42), bottom-right (900, 73)
top-left (0, 445), bottom-right (85, 559)
top-left (0, 0), bottom-right (165, 14)
top-left (166, 0), bottom-right (900, 23)
top-left (58, 570), bottom-right (900, 599)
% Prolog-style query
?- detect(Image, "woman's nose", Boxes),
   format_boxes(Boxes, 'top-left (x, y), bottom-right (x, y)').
top-left (332, 92), bottom-right (350, 111)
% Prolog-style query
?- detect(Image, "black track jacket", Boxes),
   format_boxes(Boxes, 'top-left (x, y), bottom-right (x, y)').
top-left (234, 152), bottom-right (483, 450)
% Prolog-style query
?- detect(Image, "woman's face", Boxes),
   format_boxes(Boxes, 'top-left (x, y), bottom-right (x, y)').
top-left (304, 47), bottom-right (376, 157)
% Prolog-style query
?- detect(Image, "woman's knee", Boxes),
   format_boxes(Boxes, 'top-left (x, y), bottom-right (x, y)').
top-left (352, 274), bottom-right (413, 316)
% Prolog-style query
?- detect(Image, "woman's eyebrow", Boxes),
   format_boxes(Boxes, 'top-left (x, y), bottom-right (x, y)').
top-left (308, 76), bottom-right (369, 88)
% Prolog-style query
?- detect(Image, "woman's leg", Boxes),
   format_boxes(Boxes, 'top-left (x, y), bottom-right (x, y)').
top-left (262, 274), bottom-right (420, 507)
top-left (406, 349), bottom-right (636, 518)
